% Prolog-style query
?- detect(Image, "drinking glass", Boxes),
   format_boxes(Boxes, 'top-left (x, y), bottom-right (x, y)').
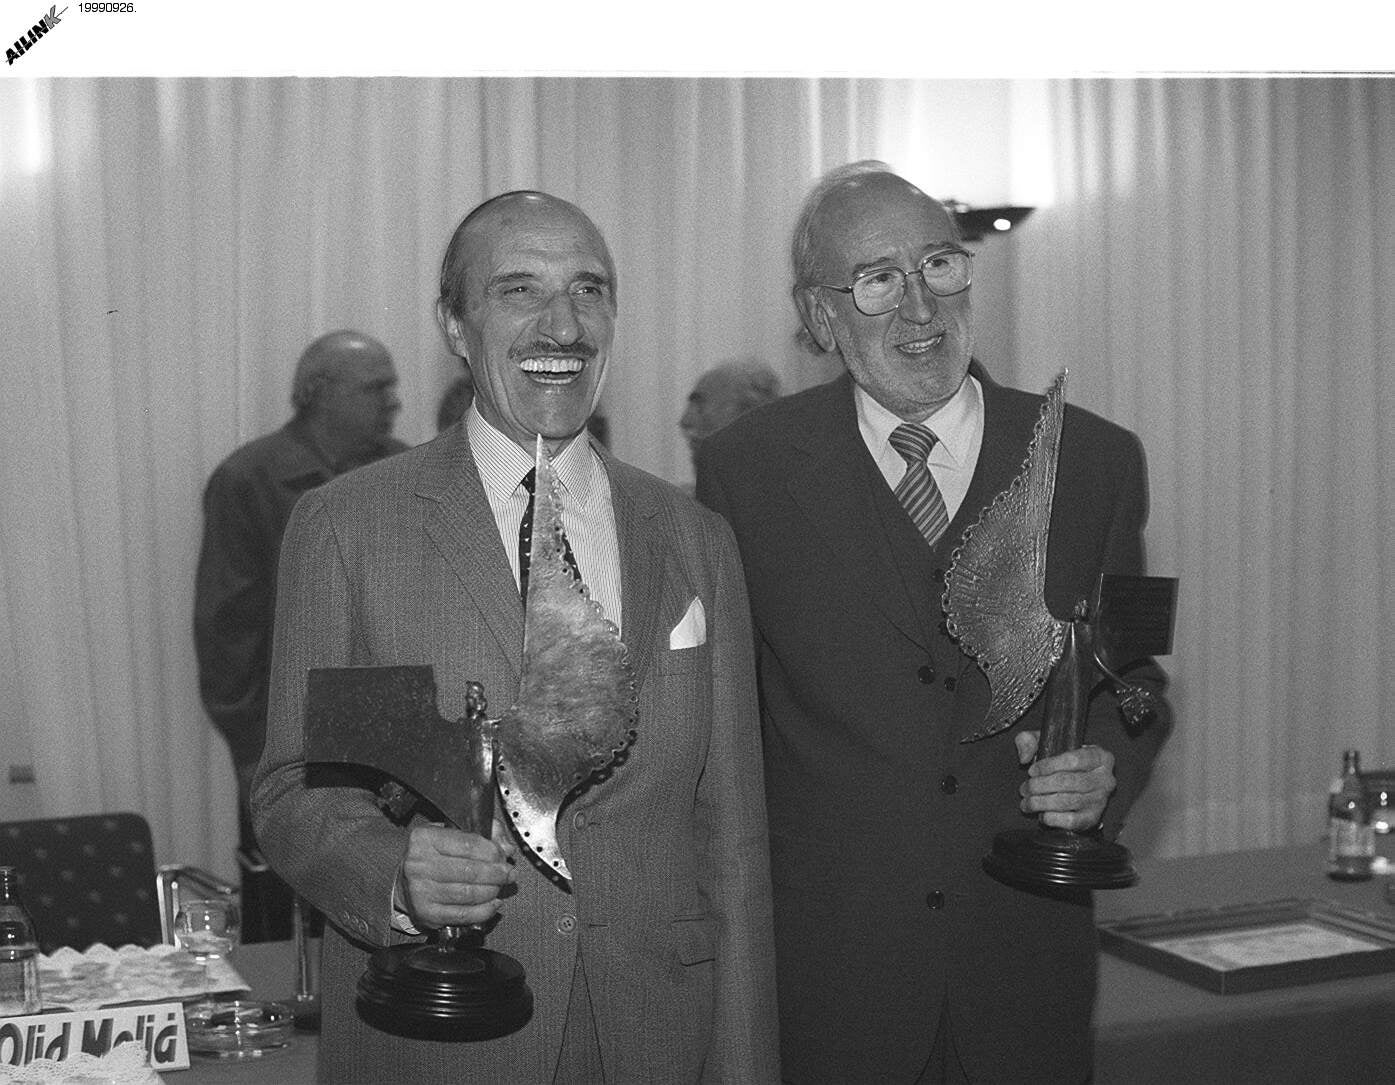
top-left (174, 898), bottom-right (240, 998)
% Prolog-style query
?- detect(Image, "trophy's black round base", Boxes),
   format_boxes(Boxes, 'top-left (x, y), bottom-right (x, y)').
top-left (983, 827), bottom-right (1138, 890)
top-left (356, 942), bottom-right (534, 1042)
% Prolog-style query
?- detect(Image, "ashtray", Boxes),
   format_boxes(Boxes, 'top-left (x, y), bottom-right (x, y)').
top-left (185, 999), bottom-right (294, 1059)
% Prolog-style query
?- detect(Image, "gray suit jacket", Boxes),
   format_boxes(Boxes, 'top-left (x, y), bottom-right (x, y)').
top-left (251, 425), bottom-right (779, 1084)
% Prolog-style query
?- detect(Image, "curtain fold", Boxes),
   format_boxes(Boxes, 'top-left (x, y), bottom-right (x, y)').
top-left (1015, 77), bottom-right (1395, 857)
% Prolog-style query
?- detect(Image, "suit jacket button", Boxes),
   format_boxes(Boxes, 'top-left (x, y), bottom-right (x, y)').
top-left (556, 913), bottom-right (577, 935)
top-left (572, 811), bottom-right (587, 829)
top-left (925, 890), bottom-right (946, 910)
top-left (943, 675), bottom-right (957, 691)
top-left (917, 664), bottom-right (936, 684)
top-left (940, 775), bottom-right (958, 794)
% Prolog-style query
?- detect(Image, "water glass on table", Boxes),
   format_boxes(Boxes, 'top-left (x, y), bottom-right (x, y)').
top-left (173, 898), bottom-right (240, 1001)
top-left (175, 898), bottom-right (294, 1059)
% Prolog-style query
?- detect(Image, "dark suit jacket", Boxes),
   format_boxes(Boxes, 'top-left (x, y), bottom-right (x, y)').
top-left (697, 366), bottom-right (1170, 1084)
top-left (251, 425), bottom-right (779, 1084)
top-left (194, 420), bottom-right (405, 777)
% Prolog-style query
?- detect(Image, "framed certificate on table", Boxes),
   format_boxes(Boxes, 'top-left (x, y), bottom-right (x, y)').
top-left (1097, 897), bottom-right (1395, 994)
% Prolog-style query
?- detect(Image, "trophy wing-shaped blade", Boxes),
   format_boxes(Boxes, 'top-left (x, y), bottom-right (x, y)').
top-left (943, 370), bottom-right (1070, 740)
top-left (495, 438), bottom-right (638, 882)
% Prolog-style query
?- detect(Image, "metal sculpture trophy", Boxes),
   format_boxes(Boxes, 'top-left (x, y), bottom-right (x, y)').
top-left (943, 371), bottom-right (1176, 890)
top-left (303, 438), bottom-right (637, 1040)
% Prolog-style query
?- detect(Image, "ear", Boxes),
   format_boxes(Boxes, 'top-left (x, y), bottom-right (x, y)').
top-left (794, 286), bottom-right (837, 354)
top-left (435, 300), bottom-right (468, 358)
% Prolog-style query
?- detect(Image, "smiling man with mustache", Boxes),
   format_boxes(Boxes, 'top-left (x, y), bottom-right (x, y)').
top-left (253, 191), bottom-right (779, 1084)
top-left (697, 163), bottom-right (1171, 1083)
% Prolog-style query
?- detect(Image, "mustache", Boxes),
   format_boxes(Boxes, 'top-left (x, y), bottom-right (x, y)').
top-left (511, 340), bottom-right (598, 361)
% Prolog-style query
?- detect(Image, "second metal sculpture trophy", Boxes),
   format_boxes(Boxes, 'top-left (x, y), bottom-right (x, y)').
top-left (943, 371), bottom-right (1176, 891)
top-left (303, 438), bottom-right (637, 1040)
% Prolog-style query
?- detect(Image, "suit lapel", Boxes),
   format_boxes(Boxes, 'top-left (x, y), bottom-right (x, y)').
top-left (785, 375), bottom-right (932, 652)
top-left (604, 453), bottom-right (684, 688)
top-left (415, 429), bottom-right (525, 689)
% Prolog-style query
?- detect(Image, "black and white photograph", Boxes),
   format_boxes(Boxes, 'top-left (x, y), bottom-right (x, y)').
top-left (2, 5), bottom-right (1393, 1082)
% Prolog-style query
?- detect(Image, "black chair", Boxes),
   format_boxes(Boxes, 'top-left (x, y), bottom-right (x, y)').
top-left (0, 812), bottom-right (235, 954)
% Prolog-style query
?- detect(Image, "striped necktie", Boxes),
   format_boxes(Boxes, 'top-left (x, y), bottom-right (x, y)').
top-left (888, 423), bottom-right (950, 548)
top-left (518, 467), bottom-right (581, 600)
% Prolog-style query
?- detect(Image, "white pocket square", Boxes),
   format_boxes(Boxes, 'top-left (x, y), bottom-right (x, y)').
top-left (668, 597), bottom-right (707, 650)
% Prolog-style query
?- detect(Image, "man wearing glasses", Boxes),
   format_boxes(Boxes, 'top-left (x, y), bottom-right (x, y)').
top-left (696, 162), bottom-right (1169, 1083)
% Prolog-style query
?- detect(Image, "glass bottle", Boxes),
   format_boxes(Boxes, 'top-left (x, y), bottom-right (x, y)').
top-left (1327, 749), bottom-right (1375, 881)
top-left (0, 865), bottom-right (42, 1015)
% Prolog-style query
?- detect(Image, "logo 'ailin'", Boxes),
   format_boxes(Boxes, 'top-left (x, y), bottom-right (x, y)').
top-left (6, 6), bottom-right (66, 66)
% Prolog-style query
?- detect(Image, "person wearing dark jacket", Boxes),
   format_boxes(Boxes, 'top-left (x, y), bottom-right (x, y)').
top-left (194, 329), bottom-right (404, 940)
top-left (697, 162), bottom-right (1171, 1083)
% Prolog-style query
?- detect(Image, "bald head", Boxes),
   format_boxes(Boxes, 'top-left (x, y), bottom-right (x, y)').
top-left (292, 331), bottom-right (393, 413)
top-left (289, 330), bottom-right (400, 459)
top-left (681, 359), bottom-right (782, 458)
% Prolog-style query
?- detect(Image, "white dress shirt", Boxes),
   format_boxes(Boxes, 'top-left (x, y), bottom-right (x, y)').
top-left (854, 374), bottom-right (984, 522)
top-left (465, 404), bottom-right (623, 630)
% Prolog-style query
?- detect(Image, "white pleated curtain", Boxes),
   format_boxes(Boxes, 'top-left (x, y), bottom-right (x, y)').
top-left (1014, 78), bottom-right (1395, 857)
top-left (1, 76), bottom-right (1391, 877)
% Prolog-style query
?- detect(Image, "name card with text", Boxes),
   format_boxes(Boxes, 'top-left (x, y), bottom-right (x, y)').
top-left (0, 1001), bottom-right (189, 1074)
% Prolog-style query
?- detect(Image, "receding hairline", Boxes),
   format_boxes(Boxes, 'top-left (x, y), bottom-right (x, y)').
top-left (791, 162), bottom-right (958, 288)
top-left (438, 190), bottom-right (617, 318)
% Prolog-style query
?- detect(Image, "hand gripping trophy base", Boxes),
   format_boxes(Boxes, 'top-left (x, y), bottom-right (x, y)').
top-left (981, 615), bottom-right (1138, 892)
top-left (302, 669), bottom-right (535, 1042)
top-left (940, 372), bottom-right (1170, 893)
top-left (354, 681), bottom-right (534, 1042)
top-left (356, 928), bottom-right (533, 1043)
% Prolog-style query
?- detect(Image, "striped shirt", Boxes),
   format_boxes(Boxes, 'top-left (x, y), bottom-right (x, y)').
top-left (465, 404), bottom-right (623, 631)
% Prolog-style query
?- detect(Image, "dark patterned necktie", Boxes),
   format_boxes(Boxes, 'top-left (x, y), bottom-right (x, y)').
top-left (518, 467), bottom-right (581, 600)
top-left (888, 423), bottom-right (950, 548)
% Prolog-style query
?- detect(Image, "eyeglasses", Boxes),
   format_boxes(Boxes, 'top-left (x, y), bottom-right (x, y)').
top-left (815, 247), bottom-right (973, 316)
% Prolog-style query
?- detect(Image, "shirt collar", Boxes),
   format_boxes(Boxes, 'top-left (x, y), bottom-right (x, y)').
top-left (854, 374), bottom-right (982, 468)
top-left (465, 404), bottom-right (602, 503)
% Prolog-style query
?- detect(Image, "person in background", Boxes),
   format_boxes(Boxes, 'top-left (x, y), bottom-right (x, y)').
top-left (252, 191), bottom-right (778, 1083)
top-left (436, 369), bottom-right (475, 432)
top-left (194, 329), bottom-right (404, 942)
top-left (697, 161), bottom-right (1171, 1083)
top-left (679, 358), bottom-right (782, 467)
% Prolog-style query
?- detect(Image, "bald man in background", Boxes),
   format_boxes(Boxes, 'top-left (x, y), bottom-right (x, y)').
top-left (194, 330), bottom-right (405, 941)
top-left (680, 358), bottom-right (782, 468)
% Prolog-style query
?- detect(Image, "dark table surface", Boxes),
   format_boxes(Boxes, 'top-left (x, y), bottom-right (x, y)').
top-left (176, 939), bottom-right (318, 1084)
top-left (1093, 838), bottom-right (1395, 1084)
